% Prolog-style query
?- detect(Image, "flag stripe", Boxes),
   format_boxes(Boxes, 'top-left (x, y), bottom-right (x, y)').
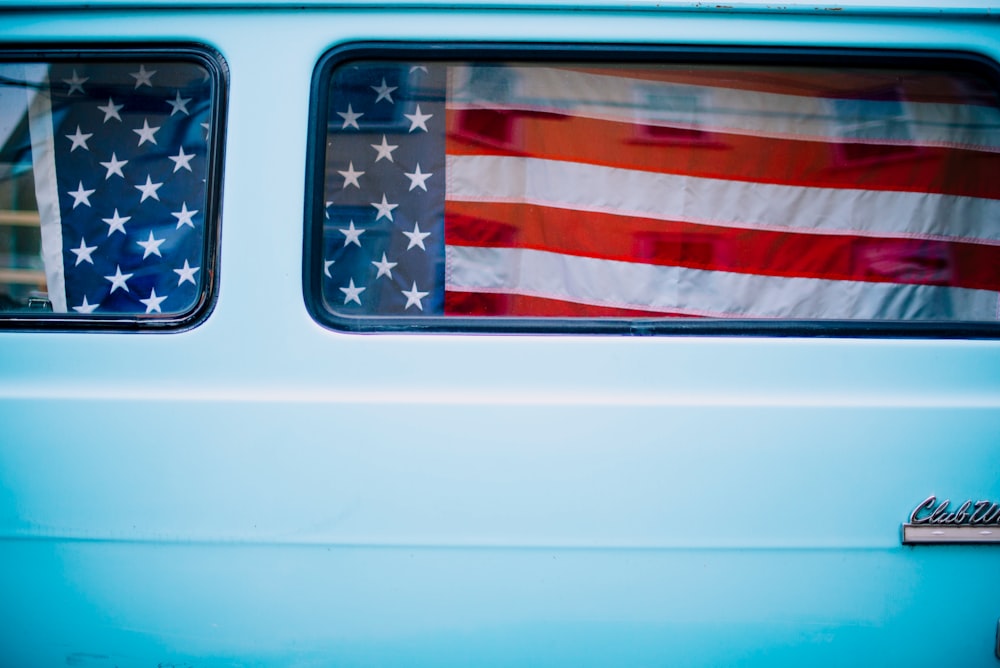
top-left (445, 154), bottom-right (1000, 245)
top-left (445, 244), bottom-right (1000, 320)
top-left (567, 66), bottom-right (998, 106)
top-left (444, 289), bottom-right (697, 318)
top-left (444, 206), bottom-right (1000, 291)
top-left (447, 109), bottom-right (1000, 200)
top-left (448, 66), bottom-right (1000, 152)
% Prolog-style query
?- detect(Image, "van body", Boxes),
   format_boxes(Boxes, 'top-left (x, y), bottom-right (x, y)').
top-left (1, 1), bottom-right (999, 666)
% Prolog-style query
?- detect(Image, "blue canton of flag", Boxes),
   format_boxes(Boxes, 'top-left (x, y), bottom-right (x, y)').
top-left (39, 61), bottom-right (211, 315)
top-left (323, 63), bottom-right (446, 316)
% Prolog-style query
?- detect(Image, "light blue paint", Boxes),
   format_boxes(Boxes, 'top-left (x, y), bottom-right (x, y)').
top-left (1, 4), bottom-right (999, 666)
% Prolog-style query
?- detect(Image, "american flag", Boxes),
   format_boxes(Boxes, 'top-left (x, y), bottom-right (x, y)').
top-left (31, 60), bottom-right (212, 315)
top-left (324, 60), bottom-right (1000, 321)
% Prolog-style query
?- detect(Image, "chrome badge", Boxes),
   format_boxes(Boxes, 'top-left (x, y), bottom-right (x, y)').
top-left (903, 495), bottom-right (1000, 544)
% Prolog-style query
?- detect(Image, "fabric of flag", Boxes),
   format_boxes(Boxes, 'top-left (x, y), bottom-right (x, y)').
top-left (322, 60), bottom-right (1000, 321)
top-left (29, 60), bottom-right (212, 315)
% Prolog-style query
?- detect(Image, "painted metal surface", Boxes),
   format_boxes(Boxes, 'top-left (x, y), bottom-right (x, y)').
top-left (1, 4), bottom-right (999, 667)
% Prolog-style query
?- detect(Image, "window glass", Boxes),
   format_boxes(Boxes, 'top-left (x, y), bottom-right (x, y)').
top-left (0, 52), bottom-right (221, 324)
top-left (311, 50), bottom-right (1000, 332)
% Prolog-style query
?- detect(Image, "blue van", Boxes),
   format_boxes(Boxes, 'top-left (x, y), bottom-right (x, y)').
top-left (1, 0), bottom-right (999, 665)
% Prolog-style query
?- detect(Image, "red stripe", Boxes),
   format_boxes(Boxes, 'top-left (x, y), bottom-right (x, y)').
top-left (446, 109), bottom-right (1000, 200)
top-left (563, 66), bottom-right (998, 106)
top-left (445, 203), bottom-right (1000, 291)
top-left (444, 290), bottom-right (697, 317)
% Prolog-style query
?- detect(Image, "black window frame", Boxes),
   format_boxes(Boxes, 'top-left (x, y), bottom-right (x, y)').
top-left (305, 42), bottom-right (1000, 338)
top-left (0, 43), bottom-right (227, 332)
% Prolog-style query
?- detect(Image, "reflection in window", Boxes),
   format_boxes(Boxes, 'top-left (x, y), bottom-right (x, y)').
top-left (319, 59), bottom-right (1000, 323)
top-left (0, 58), bottom-right (215, 316)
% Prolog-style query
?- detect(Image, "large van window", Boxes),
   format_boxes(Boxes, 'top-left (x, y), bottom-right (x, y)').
top-left (306, 47), bottom-right (1000, 335)
top-left (0, 49), bottom-right (224, 328)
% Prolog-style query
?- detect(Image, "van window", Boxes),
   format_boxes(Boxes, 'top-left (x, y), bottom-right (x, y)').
top-left (0, 49), bottom-right (224, 328)
top-left (306, 47), bottom-right (1000, 335)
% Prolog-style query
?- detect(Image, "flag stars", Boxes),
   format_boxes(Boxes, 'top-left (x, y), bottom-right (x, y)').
top-left (403, 222), bottom-right (430, 250)
top-left (99, 153), bottom-right (128, 179)
top-left (68, 182), bottom-right (96, 209)
top-left (371, 194), bottom-right (398, 222)
top-left (130, 64), bottom-right (156, 89)
top-left (104, 265), bottom-right (133, 293)
top-left (372, 253), bottom-right (397, 279)
top-left (169, 146), bottom-right (195, 172)
top-left (370, 135), bottom-right (398, 162)
top-left (172, 203), bottom-right (198, 229)
top-left (324, 260), bottom-right (335, 278)
top-left (69, 238), bottom-right (97, 266)
top-left (137, 231), bottom-right (166, 259)
top-left (72, 295), bottom-right (99, 314)
top-left (140, 287), bottom-right (167, 313)
top-left (338, 162), bottom-right (364, 189)
top-left (402, 281), bottom-right (429, 311)
top-left (63, 70), bottom-right (88, 96)
top-left (173, 260), bottom-right (200, 286)
top-left (371, 78), bottom-right (397, 104)
top-left (133, 118), bottom-right (160, 146)
top-left (102, 209), bottom-right (131, 236)
top-left (97, 97), bottom-right (123, 122)
top-left (340, 278), bottom-right (366, 305)
top-left (337, 104), bottom-right (364, 130)
top-left (135, 175), bottom-right (164, 202)
top-left (65, 126), bottom-right (93, 152)
top-left (404, 105), bottom-right (433, 132)
top-left (339, 220), bottom-right (365, 247)
top-left (167, 90), bottom-right (192, 116)
top-left (404, 164), bottom-right (432, 192)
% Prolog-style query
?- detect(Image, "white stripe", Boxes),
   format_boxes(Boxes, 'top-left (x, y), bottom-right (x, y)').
top-left (22, 65), bottom-right (67, 313)
top-left (446, 245), bottom-right (1000, 320)
top-left (449, 65), bottom-right (1000, 152)
top-left (446, 154), bottom-right (1000, 245)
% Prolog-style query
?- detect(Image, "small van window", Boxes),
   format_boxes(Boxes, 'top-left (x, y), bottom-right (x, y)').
top-left (306, 46), bottom-right (1000, 335)
top-left (0, 49), bottom-right (224, 328)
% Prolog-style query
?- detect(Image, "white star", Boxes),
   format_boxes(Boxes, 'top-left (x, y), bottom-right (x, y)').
top-left (140, 287), bottom-right (167, 313)
top-left (371, 194), bottom-right (398, 222)
top-left (133, 118), bottom-right (160, 146)
top-left (339, 220), bottom-right (364, 247)
top-left (323, 260), bottom-right (335, 278)
top-left (97, 97), bottom-right (123, 122)
top-left (137, 230), bottom-right (166, 259)
top-left (337, 104), bottom-right (364, 129)
top-left (99, 153), bottom-right (128, 179)
top-left (372, 253), bottom-right (397, 279)
top-left (69, 237), bottom-right (97, 266)
top-left (135, 175), bottom-right (163, 202)
top-left (102, 209), bottom-right (131, 236)
top-left (65, 125), bottom-right (92, 152)
top-left (167, 90), bottom-right (192, 116)
top-left (173, 259), bottom-right (200, 286)
top-left (402, 281), bottom-right (430, 311)
top-left (67, 181), bottom-right (95, 209)
top-left (104, 265), bottom-right (133, 293)
top-left (72, 295), bottom-right (98, 314)
top-left (63, 70), bottom-right (88, 95)
top-left (370, 135), bottom-right (398, 162)
top-left (171, 202), bottom-right (198, 229)
top-left (130, 64), bottom-right (156, 89)
top-left (404, 163), bottom-right (433, 191)
top-left (371, 78), bottom-right (397, 104)
top-left (339, 278), bottom-right (365, 305)
top-left (410, 65), bottom-right (429, 75)
top-left (201, 122), bottom-right (210, 139)
top-left (338, 162), bottom-right (364, 189)
top-left (403, 222), bottom-right (431, 250)
top-left (404, 105), bottom-right (433, 132)
top-left (168, 146), bottom-right (195, 172)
